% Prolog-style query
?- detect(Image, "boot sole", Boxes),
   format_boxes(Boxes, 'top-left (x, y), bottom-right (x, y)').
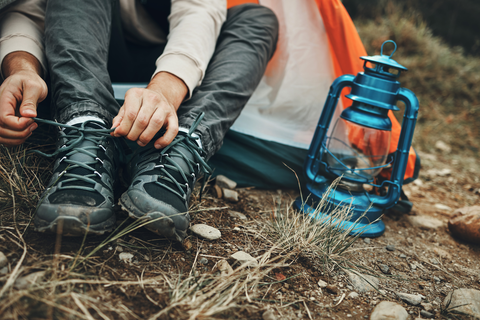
top-left (119, 192), bottom-right (187, 242)
top-left (34, 214), bottom-right (116, 237)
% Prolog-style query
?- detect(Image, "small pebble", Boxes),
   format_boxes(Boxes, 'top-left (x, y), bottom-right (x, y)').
top-left (399, 254), bottom-right (406, 258)
top-left (434, 276), bottom-right (440, 282)
top-left (199, 257), bottom-right (209, 265)
top-left (119, 252), bottom-right (134, 263)
top-left (229, 210), bottom-right (248, 220)
top-left (190, 224), bottom-right (222, 240)
top-left (318, 280), bottom-right (328, 288)
top-left (0, 266), bottom-right (8, 275)
top-left (420, 310), bottom-right (434, 318)
top-left (116, 246), bottom-right (123, 252)
top-left (262, 309), bottom-right (277, 320)
top-left (363, 238), bottom-right (371, 244)
top-left (230, 251), bottom-right (257, 266)
top-left (0, 252), bottom-right (8, 268)
top-left (223, 188), bottom-right (239, 202)
top-left (379, 264), bottom-right (389, 274)
top-left (386, 245), bottom-right (395, 251)
top-left (348, 292), bottom-right (359, 299)
top-left (215, 175), bottom-right (237, 189)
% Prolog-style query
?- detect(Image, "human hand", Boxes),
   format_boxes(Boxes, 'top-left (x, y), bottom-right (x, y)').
top-left (111, 72), bottom-right (188, 149)
top-left (0, 53), bottom-right (47, 147)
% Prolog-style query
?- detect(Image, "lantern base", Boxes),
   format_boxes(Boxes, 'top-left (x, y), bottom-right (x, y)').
top-left (294, 182), bottom-right (386, 238)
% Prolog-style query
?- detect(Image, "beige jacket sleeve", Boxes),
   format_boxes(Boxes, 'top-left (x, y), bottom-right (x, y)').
top-left (0, 0), bottom-right (46, 79)
top-left (154, 0), bottom-right (227, 99)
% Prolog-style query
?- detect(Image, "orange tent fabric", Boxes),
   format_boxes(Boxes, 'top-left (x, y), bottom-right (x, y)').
top-left (227, 0), bottom-right (258, 9)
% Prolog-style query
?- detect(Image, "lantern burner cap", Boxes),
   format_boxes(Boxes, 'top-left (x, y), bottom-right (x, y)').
top-left (361, 40), bottom-right (408, 77)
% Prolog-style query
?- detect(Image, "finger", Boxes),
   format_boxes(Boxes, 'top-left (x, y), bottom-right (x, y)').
top-left (154, 112), bottom-right (178, 149)
top-left (114, 88), bottom-right (142, 137)
top-left (0, 133), bottom-right (32, 147)
top-left (112, 106), bottom-right (125, 129)
top-left (137, 108), bottom-right (166, 147)
top-left (127, 91), bottom-right (162, 143)
top-left (19, 78), bottom-right (47, 118)
top-left (0, 90), bottom-right (35, 131)
top-left (0, 122), bottom-right (36, 139)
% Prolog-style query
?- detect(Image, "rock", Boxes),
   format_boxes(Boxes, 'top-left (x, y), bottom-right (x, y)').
top-left (435, 140), bottom-right (451, 153)
top-left (399, 254), bottom-right (407, 258)
top-left (216, 175), bottom-right (237, 189)
top-left (413, 179), bottom-right (424, 187)
top-left (190, 224), bottom-right (221, 240)
top-left (119, 252), bottom-right (134, 263)
top-left (214, 260), bottom-right (233, 276)
top-left (199, 257), bottom-right (209, 265)
top-left (370, 301), bottom-right (408, 320)
top-left (223, 189), bottom-right (239, 202)
top-left (364, 238), bottom-right (371, 244)
top-left (448, 206), bottom-right (480, 243)
top-left (115, 246), bottom-right (123, 252)
top-left (434, 203), bottom-right (452, 211)
top-left (433, 247), bottom-right (452, 260)
top-left (0, 267), bottom-right (8, 275)
top-left (0, 251), bottom-right (7, 268)
top-left (229, 210), bottom-right (247, 221)
top-left (378, 264), bottom-right (390, 274)
top-left (14, 271), bottom-right (45, 290)
top-left (347, 271), bottom-right (379, 293)
top-left (407, 215), bottom-right (444, 230)
top-left (325, 285), bottom-right (338, 294)
top-left (396, 292), bottom-right (423, 305)
top-left (386, 245), bottom-right (395, 251)
top-left (348, 292), bottom-right (359, 299)
top-left (442, 288), bottom-right (480, 319)
top-left (318, 279), bottom-right (328, 288)
top-left (421, 302), bottom-right (433, 312)
top-left (262, 309), bottom-right (277, 320)
top-left (420, 310), bottom-right (434, 318)
top-left (426, 168), bottom-right (452, 177)
top-left (213, 185), bottom-right (223, 198)
top-left (229, 251), bottom-right (257, 266)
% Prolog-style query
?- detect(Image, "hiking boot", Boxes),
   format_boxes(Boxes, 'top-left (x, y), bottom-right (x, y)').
top-left (119, 114), bottom-right (211, 242)
top-left (34, 120), bottom-right (119, 236)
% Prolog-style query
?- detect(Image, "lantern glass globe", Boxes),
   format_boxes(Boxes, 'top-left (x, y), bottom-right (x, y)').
top-left (325, 118), bottom-right (391, 182)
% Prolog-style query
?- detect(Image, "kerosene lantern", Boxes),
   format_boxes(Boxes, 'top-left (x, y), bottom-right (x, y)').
top-left (294, 41), bottom-right (419, 237)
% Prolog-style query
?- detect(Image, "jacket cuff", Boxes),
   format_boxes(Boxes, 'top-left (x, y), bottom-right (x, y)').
top-left (0, 13), bottom-right (47, 79)
top-left (0, 36), bottom-right (47, 79)
top-left (153, 53), bottom-right (203, 100)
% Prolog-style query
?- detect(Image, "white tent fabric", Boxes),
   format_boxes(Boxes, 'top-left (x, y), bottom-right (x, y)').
top-left (230, 0), bottom-right (343, 149)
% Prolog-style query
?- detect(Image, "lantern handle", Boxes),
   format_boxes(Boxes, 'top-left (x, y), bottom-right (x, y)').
top-left (305, 74), bottom-right (355, 184)
top-left (380, 40), bottom-right (397, 59)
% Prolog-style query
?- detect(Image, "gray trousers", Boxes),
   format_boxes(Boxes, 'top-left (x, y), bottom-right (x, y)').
top-left (45, 0), bottom-right (278, 160)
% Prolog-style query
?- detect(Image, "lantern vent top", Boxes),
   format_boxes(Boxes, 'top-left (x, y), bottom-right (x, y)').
top-left (361, 40), bottom-right (408, 78)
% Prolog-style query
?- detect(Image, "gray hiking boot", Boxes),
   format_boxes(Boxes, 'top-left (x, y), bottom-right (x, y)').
top-left (34, 120), bottom-right (119, 236)
top-left (119, 114), bottom-right (211, 242)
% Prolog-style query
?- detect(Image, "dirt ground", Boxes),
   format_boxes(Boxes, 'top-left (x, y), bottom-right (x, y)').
top-left (0, 144), bottom-right (479, 319)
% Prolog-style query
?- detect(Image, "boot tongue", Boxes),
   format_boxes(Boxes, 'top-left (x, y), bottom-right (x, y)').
top-left (63, 121), bottom-right (105, 178)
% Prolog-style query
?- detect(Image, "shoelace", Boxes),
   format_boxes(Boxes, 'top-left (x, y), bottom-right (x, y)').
top-left (132, 113), bottom-right (212, 201)
top-left (31, 118), bottom-right (115, 193)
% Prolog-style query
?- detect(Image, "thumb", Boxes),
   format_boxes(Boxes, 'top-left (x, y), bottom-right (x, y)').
top-left (19, 79), bottom-right (47, 118)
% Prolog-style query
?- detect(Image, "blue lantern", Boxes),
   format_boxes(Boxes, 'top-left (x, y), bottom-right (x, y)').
top-left (294, 40), bottom-right (419, 238)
